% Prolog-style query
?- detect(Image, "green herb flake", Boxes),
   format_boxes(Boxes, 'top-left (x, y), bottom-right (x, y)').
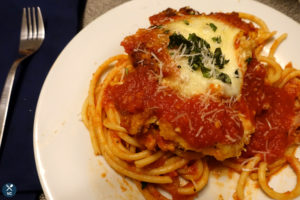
top-left (208, 23), bottom-right (217, 32)
top-left (235, 69), bottom-right (239, 78)
top-left (212, 36), bottom-right (222, 44)
top-left (183, 19), bottom-right (190, 25)
top-left (246, 57), bottom-right (252, 64)
top-left (216, 72), bottom-right (232, 84)
top-left (213, 48), bottom-right (229, 69)
top-left (125, 68), bottom-right (128, 75)
top-left (168, 32), bottom-right (231, 84)
top-left (163, 29), bottom-right (170, 34)
top-left (200, 66), bottom-right (212, 78)
top-left (141, 182), bottom-right (148, 189)
top-left (168, 33), bottom-right (192, 50)
top-left (188, 33), bottom-right (210, 49)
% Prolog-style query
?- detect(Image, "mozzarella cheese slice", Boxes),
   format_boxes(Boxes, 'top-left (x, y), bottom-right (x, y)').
top-left (162, 16), bottom-right (249, 97)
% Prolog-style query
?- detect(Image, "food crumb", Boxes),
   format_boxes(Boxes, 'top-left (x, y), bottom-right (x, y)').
top-left (105, 179), bottom-right (115, 188)
top-left (120, 185), bottom-right (127, 192)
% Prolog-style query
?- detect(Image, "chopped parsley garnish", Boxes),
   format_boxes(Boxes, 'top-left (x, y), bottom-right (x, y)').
top-left (246, 57), bottom-right (252, 64)
top-left (183, 19), bottom-right (190, 25)
top-left (212, 36), bottom-right (222, 43)
top-left (198, 65), bottom-right (231, 84)
top-left (235, 69), bottom-right (239, 78)
top-left (168, 33), bottom-right (231, 84)
top-left (217, 72), bottom-right (231, 84)
top-left (188, 33), bottom-right (211, 50)
top-left (208, 23), bottom-right (217, 32)
top-left (200, 65), bottom-right (211, 78)
top-left (163, 29), bottom-right (170, 34)
top-left (125, 67), bottom-right (128, 75)
top-left (168, 33), bottom-right (191, 50)
top-left (213, 48), bottom-right (229, 69)
top-left (141, 182), bottom-right (148, 189)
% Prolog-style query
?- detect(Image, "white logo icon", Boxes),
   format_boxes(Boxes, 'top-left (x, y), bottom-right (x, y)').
top-left (2, 183), bottom-right (16, 197)
top-left (6, 184), bottom-right (14, 192)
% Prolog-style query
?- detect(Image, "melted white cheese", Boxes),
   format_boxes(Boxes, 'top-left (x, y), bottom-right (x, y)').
top-left (163, 16), bottom-right (244, 97)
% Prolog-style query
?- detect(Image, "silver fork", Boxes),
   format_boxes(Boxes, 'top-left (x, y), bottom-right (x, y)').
top-left (0, 7), bottom-right (45, 149)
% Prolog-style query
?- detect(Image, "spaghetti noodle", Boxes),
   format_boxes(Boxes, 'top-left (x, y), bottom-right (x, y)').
top-left (82, 7), bottom-right (300, 200)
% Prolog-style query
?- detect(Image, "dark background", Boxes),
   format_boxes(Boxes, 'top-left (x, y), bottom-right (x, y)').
top-left (0, 0), bottom-right (85, 199)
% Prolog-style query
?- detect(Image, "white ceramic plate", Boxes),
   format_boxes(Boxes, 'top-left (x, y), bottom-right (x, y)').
top-left (34, 0), bottom-right (300, 199)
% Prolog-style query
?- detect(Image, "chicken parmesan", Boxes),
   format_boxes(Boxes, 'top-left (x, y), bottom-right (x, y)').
top-left (105, 8), bottom-right (261, 161)
top-left (82, 7), bottom-right (300, 200)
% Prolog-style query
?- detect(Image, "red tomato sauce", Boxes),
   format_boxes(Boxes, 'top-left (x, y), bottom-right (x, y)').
top-left (104, 22), bottom-right (245, 149)
top-left (104, 57), bottom-right (297, 162)
top-left (149, 7), bottom-right (256, 33)
top-left (104, 65), bottom-right (243, 149)
top-left (241, 59), bottom-right (296, 163)
top-left (104, 12), bottom-right (297, 162)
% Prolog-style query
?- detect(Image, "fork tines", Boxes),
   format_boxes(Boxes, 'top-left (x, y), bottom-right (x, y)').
top-left (0, 6), bottom-right (45, 150)
top-left (21, 7), bottom-right (45, 41)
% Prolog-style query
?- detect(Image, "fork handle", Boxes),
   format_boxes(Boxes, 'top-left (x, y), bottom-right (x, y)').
top-left (0, 58), bottom-right (24, 149)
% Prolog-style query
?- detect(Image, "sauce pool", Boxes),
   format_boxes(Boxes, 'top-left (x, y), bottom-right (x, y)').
top-left (104, 66), bottom-right (243, 149)
top-left (241, 59), bottom-right (296, 163)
